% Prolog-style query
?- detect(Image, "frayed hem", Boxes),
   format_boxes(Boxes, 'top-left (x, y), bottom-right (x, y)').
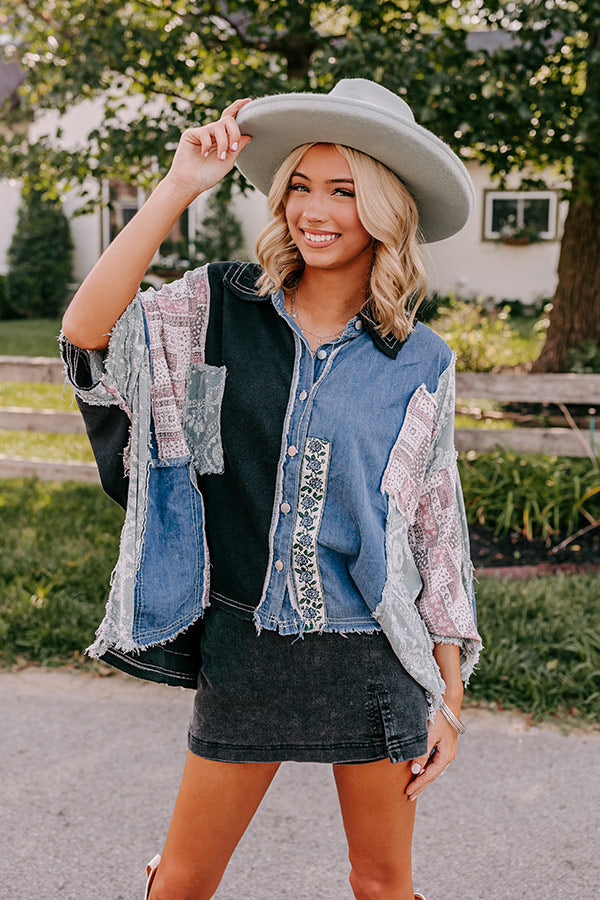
top-left (430, 634), bottom-right (483, 687)
top-left (86, 606), bottom-right (207, 659)
top-left (251, 613), bottom-right (383, 638)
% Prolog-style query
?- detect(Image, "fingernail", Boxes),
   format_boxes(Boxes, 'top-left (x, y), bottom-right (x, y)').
top-left (411, 762), bottom-right (422, 775)
top-left (204, 151), bottom-right (209, 158)
top-left (232, 141), bottom-right (238, 151)
top-left (410, 794), bottom-right (418, 801)
top-left (220, 151), bottom-right (226, 160)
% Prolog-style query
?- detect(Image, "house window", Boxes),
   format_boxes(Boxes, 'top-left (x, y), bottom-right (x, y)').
top-left (483, 190), bottom-right (558, 241)
top-left (159, 207), bottom-right (190, 261)
top-left (101, 180), bottom-right (146, 250)
top-left (101, 180), bottom-right (194, 262)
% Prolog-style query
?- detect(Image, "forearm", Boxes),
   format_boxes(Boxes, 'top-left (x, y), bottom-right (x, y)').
top-left (62, 176), bottom-right (198, 350)
top-left (433, 641), bottom-right (464, 713)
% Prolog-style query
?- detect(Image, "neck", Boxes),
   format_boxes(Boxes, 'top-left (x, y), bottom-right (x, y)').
top-left (295, 260), bottom-right (371, 324)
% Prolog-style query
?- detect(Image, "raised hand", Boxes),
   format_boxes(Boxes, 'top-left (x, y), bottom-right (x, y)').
top-left (165, 97), bottom-right (253, 199)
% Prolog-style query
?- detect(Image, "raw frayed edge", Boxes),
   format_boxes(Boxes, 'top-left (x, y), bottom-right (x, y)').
top-left (87, 431), bottom-right (151, 657)
top-left (86, 604), bottom-right (207, 659)
top-left (430, 634), bottom-right (483, 687)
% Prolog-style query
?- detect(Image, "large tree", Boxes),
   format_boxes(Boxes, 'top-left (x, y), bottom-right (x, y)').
top-left (463, 1), bottom-right (600, 372)
top-left (1, 1), bottom-right (598, 370)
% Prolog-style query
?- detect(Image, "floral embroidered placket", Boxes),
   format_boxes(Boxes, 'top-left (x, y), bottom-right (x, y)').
top-left (291, 437), bottom-right (331, 631)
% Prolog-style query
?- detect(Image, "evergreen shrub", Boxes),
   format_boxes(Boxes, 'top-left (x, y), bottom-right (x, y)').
top-left (5, 188), bottom-right (73, 319)
top-left (0, 274), bottom-right (8, 319)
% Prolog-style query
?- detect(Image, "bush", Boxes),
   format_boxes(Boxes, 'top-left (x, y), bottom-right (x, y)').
top-left (0, 274), bottom-right (8, 319)
top-left (458, 450), bottom-right (600, 541)
top-left (5, 187), bottom-right (73, 319)
top-left (566, 340), bottom-right (600, 374)
top-left (429, 296), bottom-right (548, 371)
top-left (432, 298), bottom-right (522, 371)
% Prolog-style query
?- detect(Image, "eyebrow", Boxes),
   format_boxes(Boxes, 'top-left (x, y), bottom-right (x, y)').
top-left (291, 170), bottom-right (355, 184)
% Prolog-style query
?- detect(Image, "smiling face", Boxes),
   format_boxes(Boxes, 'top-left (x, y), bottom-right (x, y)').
top-left (284, 144), bottom-right (373, 277)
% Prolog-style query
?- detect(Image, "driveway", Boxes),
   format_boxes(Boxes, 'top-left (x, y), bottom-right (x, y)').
top-left (2, 668), bottom-right (598, 899)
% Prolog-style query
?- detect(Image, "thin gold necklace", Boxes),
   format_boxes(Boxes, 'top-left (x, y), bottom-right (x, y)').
top-left (290, 287), bottom-right (347, 343)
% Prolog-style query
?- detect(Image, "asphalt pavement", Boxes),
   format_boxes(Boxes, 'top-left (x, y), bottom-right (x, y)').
top-left (2, 668), bottom-right (599, 900)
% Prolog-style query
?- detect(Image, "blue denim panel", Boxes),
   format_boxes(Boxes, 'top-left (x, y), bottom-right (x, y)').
top-left (133, 457), bottom-right (207, 644)
top-left (307, 323), bottom-right (452, 624)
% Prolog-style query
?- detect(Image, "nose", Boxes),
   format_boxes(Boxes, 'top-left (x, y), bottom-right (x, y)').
top-left (303, 192), bottom-right (328, 223)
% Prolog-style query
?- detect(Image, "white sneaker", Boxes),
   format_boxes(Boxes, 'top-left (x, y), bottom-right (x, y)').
top-left (144, 854), bottom-right (161, 900)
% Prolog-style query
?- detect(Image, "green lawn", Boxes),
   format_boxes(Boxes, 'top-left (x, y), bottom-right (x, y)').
top-left (0, 381), bottom-right (74, 411)
top-left (0, 381), bottom-right (93, 462)
top-left (0, 318), bottom-right (63, 357)
top-left (0, 431), bottom-right (94, 463)
top-left (0, 479), bottom-right (598, 730)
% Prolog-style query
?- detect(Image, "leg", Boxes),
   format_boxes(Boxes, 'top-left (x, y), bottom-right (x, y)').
top-left (333, 757), bottom-right (418, 900)
top-left (150, 751), bottom-right (280, 900)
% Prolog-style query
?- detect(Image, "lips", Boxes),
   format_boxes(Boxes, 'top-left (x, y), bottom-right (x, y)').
top-left (301, 229), bottom-right (341, 246)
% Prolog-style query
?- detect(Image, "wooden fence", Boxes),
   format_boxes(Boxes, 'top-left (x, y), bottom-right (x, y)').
top-left (0, 356), bottom-right (599, 482)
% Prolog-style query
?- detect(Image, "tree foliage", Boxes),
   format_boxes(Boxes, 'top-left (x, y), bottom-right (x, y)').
top-left (1, 1), bottom-right (599, 367)
top-left (0, 1), bottom-right (483, 204)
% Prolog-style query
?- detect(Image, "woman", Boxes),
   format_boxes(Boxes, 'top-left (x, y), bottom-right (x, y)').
top-left (61, 79), bottom-right (482, 900)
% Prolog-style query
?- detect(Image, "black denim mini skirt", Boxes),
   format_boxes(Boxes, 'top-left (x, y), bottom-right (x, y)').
top-left (187, 593), bottom-right (429, 765)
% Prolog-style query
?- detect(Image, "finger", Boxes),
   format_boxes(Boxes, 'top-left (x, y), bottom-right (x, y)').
top-left (220, 114), bottom-right (242, 152)
top-left (409, 744), bottom-right (436, 777)
top-left (199, 129), bottom-right (214, 158)
top-left (407, 752), bottom-right (455, 801)
top-left (210, 121), bottom-right (230, 161)
top-left (221, 97), bottom-right (252, 118)
top-left (181, 126), bottom-right (215, 159)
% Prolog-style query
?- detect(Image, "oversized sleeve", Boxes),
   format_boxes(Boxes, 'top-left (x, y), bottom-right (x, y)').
top-left (60, 265), bottom-right (212, 461)
top-left (407, 355), bottom-right (483, 685)
top-left (60, 292), bottom-right (147, 416)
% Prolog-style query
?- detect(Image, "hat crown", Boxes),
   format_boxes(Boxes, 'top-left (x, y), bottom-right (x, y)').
top-left (328, 78), bottom-right (415, 124)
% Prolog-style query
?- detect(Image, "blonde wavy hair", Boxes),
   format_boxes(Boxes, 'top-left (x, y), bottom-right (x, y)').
top-left (255, 142), bottom-right (427, 342)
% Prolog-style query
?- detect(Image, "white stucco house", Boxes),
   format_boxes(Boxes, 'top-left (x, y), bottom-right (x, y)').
top-left (0, 61), bottom-right (567, 307)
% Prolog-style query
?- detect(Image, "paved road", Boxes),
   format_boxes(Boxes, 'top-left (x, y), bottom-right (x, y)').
top-left (2, 668), bottom-right (599, 900)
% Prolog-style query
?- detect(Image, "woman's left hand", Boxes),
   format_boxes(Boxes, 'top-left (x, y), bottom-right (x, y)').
top-left (405, 704), bottom-right (459, 801)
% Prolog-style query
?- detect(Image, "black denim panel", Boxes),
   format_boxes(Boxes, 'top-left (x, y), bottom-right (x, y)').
top-left (199, 263), bottom-right (296, 607)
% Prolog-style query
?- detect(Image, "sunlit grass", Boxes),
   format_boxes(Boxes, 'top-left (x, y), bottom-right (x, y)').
top-left (467, 574), bottom-right (600, 729)
top-left (0, 479), bottom-right (123, 668)
top-left (0, 381), bottom-right (76, 411)
top-left (455, 414), bottom-right (514, 430)
top-left (0, 318), bottom-right (62, 357)
top-left (0, 431), bottom-right (94, 463)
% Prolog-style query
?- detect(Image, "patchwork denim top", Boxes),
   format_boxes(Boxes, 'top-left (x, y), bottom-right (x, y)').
top-left (61, 261), bottom-right (482, 720)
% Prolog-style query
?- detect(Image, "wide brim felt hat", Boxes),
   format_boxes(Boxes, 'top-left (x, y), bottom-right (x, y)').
top-left (235, 78), bottom-right (474, 244)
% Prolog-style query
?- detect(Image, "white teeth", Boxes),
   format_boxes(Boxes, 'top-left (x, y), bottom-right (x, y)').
top-left (304, 231), bottom-right (338, 243)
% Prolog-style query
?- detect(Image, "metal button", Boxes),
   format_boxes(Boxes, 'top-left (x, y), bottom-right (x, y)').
top-left (280, 501), bottom-right (291, 514)
top-left (287, 445), bottom-right (298, 457)
top-left (298, 390), bottom-right (308, 402)
top-left (274, 559), bottom-right (284, 572)
top-left (354, 320), bottom-right (363, 330)
top-left (316, 349), bottom-right (327, 360)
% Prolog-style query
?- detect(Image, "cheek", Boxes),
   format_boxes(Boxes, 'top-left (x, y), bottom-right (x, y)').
top-left (285, 194), bottom-right (301, 226)
top-left (349, 215), bottom-right (371, 245)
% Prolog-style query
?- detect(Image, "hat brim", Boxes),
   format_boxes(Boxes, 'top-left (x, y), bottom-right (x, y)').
top-left (235, 93), bottom-right (474, 244)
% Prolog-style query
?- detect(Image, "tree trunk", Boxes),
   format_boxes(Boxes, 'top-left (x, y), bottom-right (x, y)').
top-left (532, 182), bottom-right (600, 372)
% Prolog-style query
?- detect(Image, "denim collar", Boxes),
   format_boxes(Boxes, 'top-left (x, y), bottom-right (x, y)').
top-left (223, 261), bottom-right (405, 359)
